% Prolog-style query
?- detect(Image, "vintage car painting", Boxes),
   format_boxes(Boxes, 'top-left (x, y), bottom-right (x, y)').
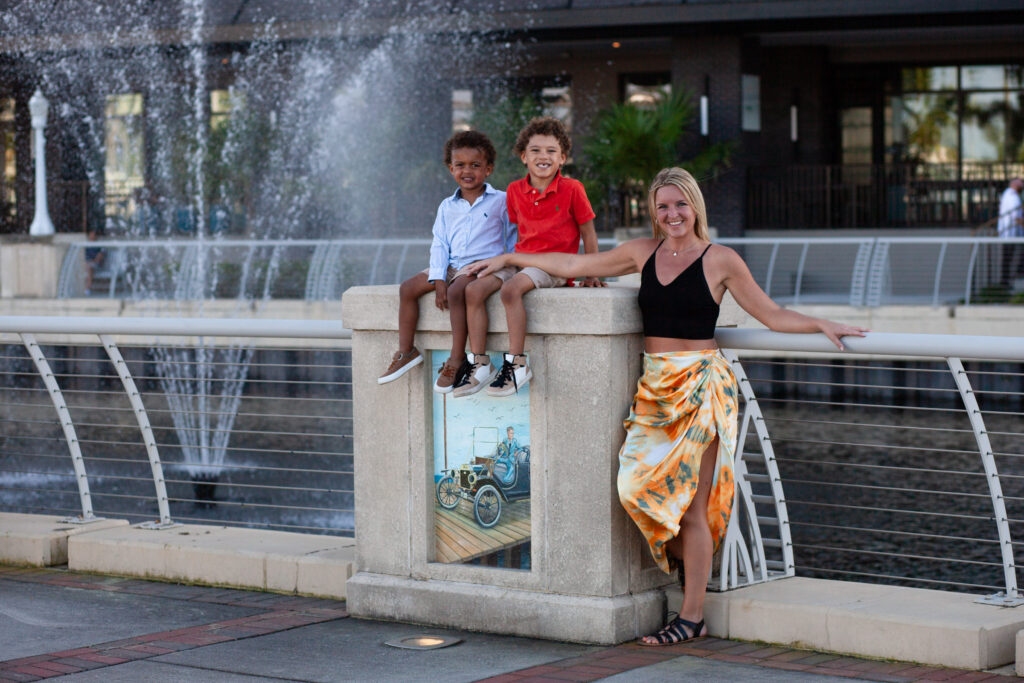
top-left (436, 440), bottom-right (530, 528)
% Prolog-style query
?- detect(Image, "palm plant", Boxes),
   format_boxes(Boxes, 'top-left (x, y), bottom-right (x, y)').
top-left (581, 89), bottom-right (734, 227)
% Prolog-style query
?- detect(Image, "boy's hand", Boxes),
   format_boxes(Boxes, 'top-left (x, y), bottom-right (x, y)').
top-left (434, 280), bottom-right (449, 310)
top-left (579, 276), bottom-right (606, 288)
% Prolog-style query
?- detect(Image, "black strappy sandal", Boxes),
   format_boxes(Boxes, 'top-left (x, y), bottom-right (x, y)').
top-left (637, 614), bottom-right (706, 647)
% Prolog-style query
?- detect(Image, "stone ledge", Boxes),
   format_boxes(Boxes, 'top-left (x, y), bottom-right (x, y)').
top-left (64, 522), bottom-right (355, 599)
top-left (341, 283), bottom-right (748, 335)
top-left (0, 512), bottom-right (129, 566)
top-left (667, 577), bottom-right (1024, 670)
top-left (346, 571), bottom-right (664, 645)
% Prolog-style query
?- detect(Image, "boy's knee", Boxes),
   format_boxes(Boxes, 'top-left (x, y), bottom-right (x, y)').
top-left (500, 279), bottom-right (527, 305)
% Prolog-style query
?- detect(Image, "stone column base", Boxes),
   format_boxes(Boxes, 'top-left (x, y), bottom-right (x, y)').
top-left (346, 572), bottom-right (665, 645)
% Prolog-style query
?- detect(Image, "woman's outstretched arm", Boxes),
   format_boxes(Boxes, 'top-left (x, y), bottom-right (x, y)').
top-left (467, 239), bottom-right (650, 280)
top-left (714, 246), bottom-right (869, 350)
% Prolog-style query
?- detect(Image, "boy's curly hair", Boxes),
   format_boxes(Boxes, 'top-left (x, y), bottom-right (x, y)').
top-left (444, 130), bottom-right (497, 167)
top-left (513, 116), bottom-right (571, 157)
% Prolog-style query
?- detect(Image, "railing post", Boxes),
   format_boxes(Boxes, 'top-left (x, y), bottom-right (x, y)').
top-left (946, 357), bottom-right (1022, 606)
top-left (720, 349), bottom-right (795, 583)
top-left (100, 334), bottom-right (177, 528)
top-left (931, 241), bottom-right (948, 307)
top-left (20, 333), bottom-right (101, 523)
top-left (793, 242), bottom-right (809, 305)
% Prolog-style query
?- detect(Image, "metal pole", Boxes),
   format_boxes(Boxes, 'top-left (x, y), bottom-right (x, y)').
top-left (100, 334), bottom-right (177, 528)
top-left (946, 357), bottom-right (1021, 606)
top-left (21, 333), bottom-right (98, 522)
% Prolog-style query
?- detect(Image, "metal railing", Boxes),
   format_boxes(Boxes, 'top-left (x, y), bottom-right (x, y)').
top-left (56, 236), bottom-right (1024, 306)
top-left (748, 162), bottom-right (1024, 229)
top-left (0, 316), bottom-right (1022, 604)
top-left (0, 317), bottom-right (353, 535)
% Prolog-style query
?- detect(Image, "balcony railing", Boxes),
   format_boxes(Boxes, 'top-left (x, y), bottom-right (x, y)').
top-left (748, 163), bottom-right (1024, 229)
top-left (0, 315), bottom-right (1021, 603)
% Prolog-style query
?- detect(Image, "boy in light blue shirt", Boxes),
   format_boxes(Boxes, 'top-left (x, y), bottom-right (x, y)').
top-left (378, 130), bottom-right (516, 393)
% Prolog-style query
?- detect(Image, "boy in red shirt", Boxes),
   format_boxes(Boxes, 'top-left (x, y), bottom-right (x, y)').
top-left (455, 116), bottom-right (603, 398)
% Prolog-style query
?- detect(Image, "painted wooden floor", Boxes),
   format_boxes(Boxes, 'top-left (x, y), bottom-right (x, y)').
top-left (434, 497), bottom-right (531, 564)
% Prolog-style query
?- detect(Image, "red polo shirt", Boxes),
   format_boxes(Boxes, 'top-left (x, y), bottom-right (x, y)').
top-left (507, 172), bottom-right (596, 254)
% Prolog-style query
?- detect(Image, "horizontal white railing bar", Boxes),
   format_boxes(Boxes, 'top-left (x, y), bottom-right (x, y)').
top-left (0, 316), bottom-right (352, 339)
top-left (791, 522), bottom-right (1000, 545)
top-left (2, 319), bottom-right (1020, 361)
top-left (717, 329), bottom-right (1024, 360)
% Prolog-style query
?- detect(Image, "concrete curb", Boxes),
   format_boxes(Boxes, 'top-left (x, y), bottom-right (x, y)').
top-left (0, 512), bottom-right (129, 566)
top-left (669, 577), bottom-right (1024, 670)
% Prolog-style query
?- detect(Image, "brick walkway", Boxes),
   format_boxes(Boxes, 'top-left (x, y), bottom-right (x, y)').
top-left (0, 567), bottom-right (1014, 682)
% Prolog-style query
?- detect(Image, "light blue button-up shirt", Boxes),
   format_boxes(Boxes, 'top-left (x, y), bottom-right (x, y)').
top-left (428, 183), bottom-right (517, 282)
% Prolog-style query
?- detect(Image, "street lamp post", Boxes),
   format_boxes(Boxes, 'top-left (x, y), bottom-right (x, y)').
top-left (28, 88), bottom-right (55, 237)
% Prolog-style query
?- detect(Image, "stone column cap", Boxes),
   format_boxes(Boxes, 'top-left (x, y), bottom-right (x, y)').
top-left (342, 284), bottom-right (644, 335)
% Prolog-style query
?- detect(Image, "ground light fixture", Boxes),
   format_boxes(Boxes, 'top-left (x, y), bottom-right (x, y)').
top-left (383, 635), bottom-right (462, 650)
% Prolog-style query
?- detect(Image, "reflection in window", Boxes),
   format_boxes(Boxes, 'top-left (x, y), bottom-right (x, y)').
top-left (895, 93), bottom-right (958, 163)
top-left (540, 85), bottom-right (572, 129)
top-left (963, 92), bottom-right (1006, 162)
top-left (841, 107), bottom-right (872, 166)
top-left (452, 88), bottom-right (472, 132)
top-left (962, 65), bottom-right (1006, 90)
top-left (1, 98), bottom-right (15, 226)
top-left (621, 73), bottom-right (671, 109)
top-left (104, 93), bottom-right (145, 223)
top-left (210, 88), bottom-right (245, 134)
top-left (901, 66), bottom-right (957, 92)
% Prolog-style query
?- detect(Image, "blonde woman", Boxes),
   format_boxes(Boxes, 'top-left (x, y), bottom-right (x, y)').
top-left (468, 167), bottom-right (867, 645)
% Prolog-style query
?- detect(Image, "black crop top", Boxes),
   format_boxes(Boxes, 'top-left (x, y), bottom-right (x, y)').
top-left (637, 242), bottom-right (719, 340)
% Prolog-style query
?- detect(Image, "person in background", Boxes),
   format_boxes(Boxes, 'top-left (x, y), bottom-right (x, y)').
top-left (997, 177), bottom-right (1023, 287)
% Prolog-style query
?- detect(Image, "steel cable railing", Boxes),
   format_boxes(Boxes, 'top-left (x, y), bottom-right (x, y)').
top-left (0, 331), bottom-right (353, 536)
top-left (1, 317), bottom-right (1023, 604)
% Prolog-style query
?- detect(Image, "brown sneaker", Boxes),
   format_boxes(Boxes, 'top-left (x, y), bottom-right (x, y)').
top-left (434, 357), bottom-right (471, 394)
top-left (377, 348), bottom-right (423, 384)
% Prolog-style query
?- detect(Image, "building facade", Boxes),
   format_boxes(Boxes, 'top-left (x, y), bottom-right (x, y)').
top-left (0, 0), bottom-right (1021, 236)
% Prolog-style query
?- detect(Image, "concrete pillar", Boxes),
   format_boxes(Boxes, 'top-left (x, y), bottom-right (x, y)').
top-left (342, 285), bottom-right (670, 644)
top-left (0, 238), bottom-right (70, 298)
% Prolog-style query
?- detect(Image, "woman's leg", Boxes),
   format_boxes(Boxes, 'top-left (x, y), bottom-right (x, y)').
top-left (641, 436), bottom-right (719, 644)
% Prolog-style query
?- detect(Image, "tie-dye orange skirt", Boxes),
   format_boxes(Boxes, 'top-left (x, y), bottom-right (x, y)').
top-left (617, 349), bottom-right (738, 574)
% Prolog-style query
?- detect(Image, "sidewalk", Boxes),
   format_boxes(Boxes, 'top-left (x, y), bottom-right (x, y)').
top-left (0, 567), bottom-right (1014, 682)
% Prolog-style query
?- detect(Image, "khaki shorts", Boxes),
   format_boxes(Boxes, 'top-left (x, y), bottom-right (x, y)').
top-left (515, 266), bottom-right (567, 289)
top-left (421, 264), bottom-right (475, 285)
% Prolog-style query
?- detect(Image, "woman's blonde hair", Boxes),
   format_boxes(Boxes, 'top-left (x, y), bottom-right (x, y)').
top-left (647, 167), bottom-right (710, 241)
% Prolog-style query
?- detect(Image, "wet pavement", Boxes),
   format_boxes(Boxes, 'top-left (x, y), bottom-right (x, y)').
top-left (0, 567), bottom-right (1013, 682)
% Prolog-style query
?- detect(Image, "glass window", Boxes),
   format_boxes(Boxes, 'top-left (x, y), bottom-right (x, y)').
top-left (897, 93), bottom-right (958, 163)
top-left (621, 73), bottom-right (671, 110)
top-left (962, 92), bottom-right (1006, 162)
top-left (1, 98), bottom-right (14, 226)
top-left (540, 84), bottom-right (572, 129)
top-left (104, 93), bottom-right (145, 226)
top-left (451, 88), bottom-right (472, 132)
top-left (1008, 90), bottom-right (1024, 162)
top-left (961, 65), bottom-right (1006, 90)
top-left (841, 107), bottom-right (873, 166)
top-left (902, 66), bottom-right (957, 92)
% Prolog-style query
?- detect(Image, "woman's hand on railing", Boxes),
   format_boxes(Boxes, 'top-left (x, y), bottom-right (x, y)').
top-left (818, 320), bottom-right (870, 351)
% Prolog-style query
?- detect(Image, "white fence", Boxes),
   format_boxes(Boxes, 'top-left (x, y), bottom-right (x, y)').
top-left (1, 316), bottom-right (1022, 604)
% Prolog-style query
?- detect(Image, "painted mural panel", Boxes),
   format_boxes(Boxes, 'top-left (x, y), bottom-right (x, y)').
top-left (431, 350), bottom-right (531, 570)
